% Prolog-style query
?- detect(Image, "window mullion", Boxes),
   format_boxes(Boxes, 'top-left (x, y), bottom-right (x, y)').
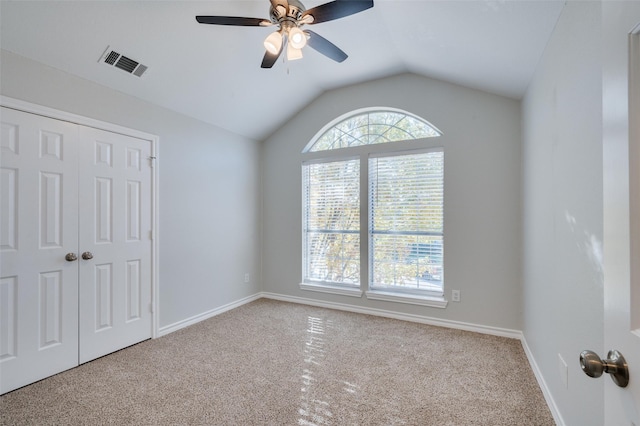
top-left (360, 153), bottom-right (369, 292)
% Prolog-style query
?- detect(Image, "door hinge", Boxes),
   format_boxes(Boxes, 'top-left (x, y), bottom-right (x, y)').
top-left (149, 302), bottom-right (154, 314)
top-left (149, 230), bottom-right (154, 240)
top-left (148, 156), bottom-right (156, 168)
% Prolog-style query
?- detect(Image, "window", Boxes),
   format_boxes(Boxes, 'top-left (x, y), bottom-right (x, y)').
top-left (302, 108), bottom-right (445, 305)
top-left (308, 110), bottom-right (441, 152)
top-left (303, 159), bottom-right (360, 287)
top-left (369, 151), bottom-right (444, 294)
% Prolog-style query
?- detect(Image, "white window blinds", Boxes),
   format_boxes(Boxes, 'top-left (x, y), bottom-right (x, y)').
top-left (303, 159), bottom-right (360, 285)
top-left (369, 150), bottom-right (444, 293)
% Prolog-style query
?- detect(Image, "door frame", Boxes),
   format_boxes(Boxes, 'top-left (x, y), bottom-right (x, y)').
top-left (1, 95), bottom-right (160, 339)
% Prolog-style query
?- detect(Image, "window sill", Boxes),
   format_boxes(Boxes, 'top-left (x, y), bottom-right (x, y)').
top-left (299, 282), bottom-right (363, 298)
top-left (365, 290), bottom-right (448, 308)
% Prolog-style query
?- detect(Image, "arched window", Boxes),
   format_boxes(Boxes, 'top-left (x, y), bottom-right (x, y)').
top-left (301, 108), bottom-right (446, 307)
top-left (305, 109), bottom-right (441, 152)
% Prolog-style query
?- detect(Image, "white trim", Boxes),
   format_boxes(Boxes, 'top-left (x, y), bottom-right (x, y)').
top-left (365, 290), bottom-right (447, 308)
top-left (261, 292), bottom-right (518, 339)
top-left (1, 96), bottom-right (155, 141)
top-left (299, 282), bottom-right (363, 297)
top-left (150, 135), bottom-right (160, 338)
top-left (301, 137), bottom-right (448, 163)
top-left (368, 145), bottom-right (444, 160)
top-left (520, 336), bottom-right (566, 426)
top-left (628, 29), bottom-right (640, 335)
top-left (158, 293), bottom-right (262, 337)
top-left (1, 96), bottom-right (161, 339)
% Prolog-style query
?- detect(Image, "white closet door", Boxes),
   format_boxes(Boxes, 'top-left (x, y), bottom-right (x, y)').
top-left (78, 126), bottom-right (152, 364)
top-left (0, 107), bottom-right (80, 394)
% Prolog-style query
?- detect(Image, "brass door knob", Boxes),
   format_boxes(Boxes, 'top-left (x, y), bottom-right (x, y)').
top-left (81, 251), bottom-right (93, 260)
top-left (65, 253), bottom-right (78, 262)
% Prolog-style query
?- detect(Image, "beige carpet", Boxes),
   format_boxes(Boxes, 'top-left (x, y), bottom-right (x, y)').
top-left (0, 299), bottom-right (554, 425)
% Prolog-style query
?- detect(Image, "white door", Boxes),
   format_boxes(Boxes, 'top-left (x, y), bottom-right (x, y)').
top-left (0, 107), bottom-right (153, 394)
top-left (602, 8), bottom-right (640, 424)
top-left (0, 108), bottom-right (80, 394)
top-left (78, 127), bottom-right (152, 364)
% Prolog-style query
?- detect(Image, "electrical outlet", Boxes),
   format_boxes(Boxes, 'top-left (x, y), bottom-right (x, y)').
top-left (244, 273), bottom-right (250, 283)
top-left (558, 353), bottom-right (568, 389)
top-left (451, 290), bottom-right (460, 302)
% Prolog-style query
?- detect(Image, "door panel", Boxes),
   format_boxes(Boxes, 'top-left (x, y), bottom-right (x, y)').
top-left (78, 127), bottom-right (152, 364)
top-left (602, 8), bottom-right (640, 423)
top-left (0, 107), bottom-right (79, 394)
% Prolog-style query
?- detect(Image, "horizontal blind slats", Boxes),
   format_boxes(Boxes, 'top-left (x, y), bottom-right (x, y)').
top-left (303, 159), bottom-right (360, 284)
top-left (369, 151), bottom-right (444, 291)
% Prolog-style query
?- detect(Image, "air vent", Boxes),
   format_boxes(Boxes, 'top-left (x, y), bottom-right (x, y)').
top-left (99, 46), bottom-right (148, 78)
top-left (104, 50), bottom-right (120, 65)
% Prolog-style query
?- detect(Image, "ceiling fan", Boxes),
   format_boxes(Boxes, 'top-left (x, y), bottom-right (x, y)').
top-left (196, 0), bottom-right (374, 68)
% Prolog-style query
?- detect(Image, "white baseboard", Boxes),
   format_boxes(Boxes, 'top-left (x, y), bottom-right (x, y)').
top-left (520, 336), bottom-right (565, 426)
top-left (157, 293), bottom-right (262, 337)
top-left (260, 291), bottom-right (521, 339)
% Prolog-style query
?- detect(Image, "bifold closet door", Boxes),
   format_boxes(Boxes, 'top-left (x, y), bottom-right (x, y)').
top-left (0, 107), bottom-right (80, 394)
top-left (77, 127), bottom-right (152, 364)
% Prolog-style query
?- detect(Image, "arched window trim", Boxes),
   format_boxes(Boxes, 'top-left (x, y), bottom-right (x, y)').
top-left (302, 106), bottom-right (443, 154)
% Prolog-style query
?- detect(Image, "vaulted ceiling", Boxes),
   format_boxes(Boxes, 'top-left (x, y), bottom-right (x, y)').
top-left (0, 1), bottom-right (565, 141)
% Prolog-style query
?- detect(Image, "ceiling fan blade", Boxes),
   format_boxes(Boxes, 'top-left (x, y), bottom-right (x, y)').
top-left (261, 46), bottom-right (284, 68)
top-left (305, 30), bottom-right (348, 62)
top-left (301, 0), bottom-right (373, 24)
top-left (196, 16), bottom-right (272, 26)
top-left (269, 0), bottom-right (289, 18)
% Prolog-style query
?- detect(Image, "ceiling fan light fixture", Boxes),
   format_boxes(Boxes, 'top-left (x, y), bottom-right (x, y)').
top-left (264, 31), bottom-right (283, 54)
top-left (287, 42), bottom-right (304, 61)
top-left (288, 26), bottom-right (307, 49)
top-left (196, 0), bottom-right (375, 68)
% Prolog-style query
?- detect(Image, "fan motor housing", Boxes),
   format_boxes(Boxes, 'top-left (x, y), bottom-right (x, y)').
top-left (270, 0), bottom-right (305, 24)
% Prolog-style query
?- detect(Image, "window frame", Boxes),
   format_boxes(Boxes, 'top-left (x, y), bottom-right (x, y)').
top-left (367, 148), bottom-right (445, 299)
top-left (301, 156), bottom-right (361, 294)
top-left (300, 109), bottom-right (448, 308)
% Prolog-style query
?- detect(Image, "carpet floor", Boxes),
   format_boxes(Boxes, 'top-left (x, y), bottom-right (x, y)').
top-left (0, 299), bottom-right (555, 425)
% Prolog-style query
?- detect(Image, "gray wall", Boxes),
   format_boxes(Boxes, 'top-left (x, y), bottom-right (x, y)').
top-left (521, 2), bottom-right (604, 425)
top-left (262, 73), bottom-right (522, 331)
top-left (0, 50), bottom-right (262, 329)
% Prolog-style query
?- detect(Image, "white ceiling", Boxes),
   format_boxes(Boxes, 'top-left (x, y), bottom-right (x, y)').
top-left (0, 0), bottom-right (565, 141)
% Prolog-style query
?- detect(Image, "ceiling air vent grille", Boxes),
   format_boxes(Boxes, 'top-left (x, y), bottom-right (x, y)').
top-left (99, 46), bottom-right (148, 77)
top-left (104, 50), bottom-right (120, 65)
